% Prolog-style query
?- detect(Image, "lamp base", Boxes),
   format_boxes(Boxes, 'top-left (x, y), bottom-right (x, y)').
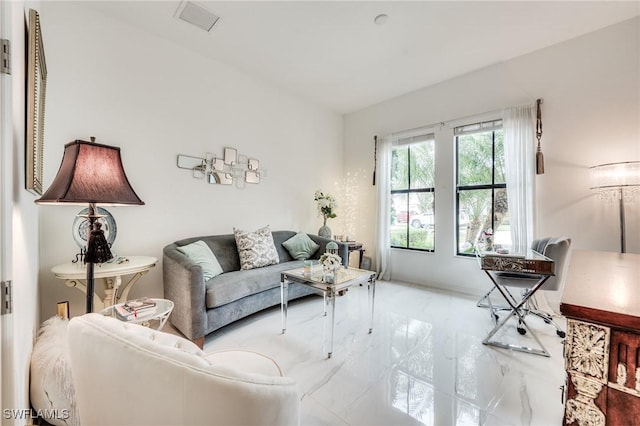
top-left (619, 187), bottom-right (626, 254)
top-left (84, 203), bottom-right (114, 313)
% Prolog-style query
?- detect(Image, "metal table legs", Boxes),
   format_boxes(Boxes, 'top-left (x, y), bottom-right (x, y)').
top-left (280, 275), bottom-right (376, 359)
top-left (482, 271), bottom-right (552, 357)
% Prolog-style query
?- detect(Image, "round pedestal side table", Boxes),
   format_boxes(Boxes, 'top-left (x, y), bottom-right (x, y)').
top-left (51, 255), bottom-right (157, 311)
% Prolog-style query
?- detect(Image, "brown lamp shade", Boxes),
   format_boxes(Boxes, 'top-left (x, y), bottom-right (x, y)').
top-left (35, 140), bottom-right (144, 206)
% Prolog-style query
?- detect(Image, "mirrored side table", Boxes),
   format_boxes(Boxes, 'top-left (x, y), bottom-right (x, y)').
top-left (100, 298), bottom-right (173, 330)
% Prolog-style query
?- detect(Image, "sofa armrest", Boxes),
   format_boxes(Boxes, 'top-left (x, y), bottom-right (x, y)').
top-left (163, 244), bottom-right (207, 341)
top-left (307, 234), bottom-right (349, 267)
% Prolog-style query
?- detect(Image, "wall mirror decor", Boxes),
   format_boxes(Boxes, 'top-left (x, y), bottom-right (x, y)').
top-left (176, 155), bottom-right (206, 178)
top-left (245, 171), bottom-right (260, 184)
top-left (208, 169), bottom-right (233, 185)
top-left (177, 147), bottom-right (265, 189)
top-left (212, 159), bottom-right (224, 171)
top-left (224, 148), bottom-right (237, 165)
top-left (26, 8), bottom-right (47, 195)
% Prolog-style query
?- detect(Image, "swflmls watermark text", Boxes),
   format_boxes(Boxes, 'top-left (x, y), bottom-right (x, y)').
top-left (3, 408), bottom-right (70, 421)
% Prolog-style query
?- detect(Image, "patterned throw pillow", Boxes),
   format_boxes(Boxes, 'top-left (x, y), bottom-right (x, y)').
top-left (233, 226), bottom-right (280, 270)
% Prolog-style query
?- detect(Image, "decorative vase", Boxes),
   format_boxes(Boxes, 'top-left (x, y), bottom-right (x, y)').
top-left (318, 217), bottom-right (331, 238)
top-left (323, 267), bottom-right (336, 284)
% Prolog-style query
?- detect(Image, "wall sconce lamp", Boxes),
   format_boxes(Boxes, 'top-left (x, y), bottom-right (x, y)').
top-left (590, 161), bottom-right (640, 253)
top-left (35, 138), bottom-right (144, 313)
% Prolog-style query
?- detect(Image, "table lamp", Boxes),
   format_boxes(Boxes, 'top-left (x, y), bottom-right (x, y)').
top-left (590, 161), bottom-right (640, 253)
top-left (35, 138), bottom-right (144, 313)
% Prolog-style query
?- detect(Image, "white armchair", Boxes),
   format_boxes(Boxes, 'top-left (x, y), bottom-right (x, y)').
top-left (67, 313), bottom-right (300, 426)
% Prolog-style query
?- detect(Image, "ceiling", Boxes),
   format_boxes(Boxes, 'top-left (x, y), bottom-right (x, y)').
top-left (81, 1), bottom-right (640, 114)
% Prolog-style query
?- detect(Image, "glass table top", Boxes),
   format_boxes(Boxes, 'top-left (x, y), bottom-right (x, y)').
top-left (283, 266), bottom-right (376, 286)
top-left (100, 298), bottom-right (174, 324)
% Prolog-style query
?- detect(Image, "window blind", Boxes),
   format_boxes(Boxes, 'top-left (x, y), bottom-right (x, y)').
top-left (454, 119), bottom-right (502, 136)
top-left (393, 132), bottom-right (435, 146)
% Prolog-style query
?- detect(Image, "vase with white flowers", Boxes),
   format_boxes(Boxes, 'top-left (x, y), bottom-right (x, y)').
top-left (314, 190), bottom-right (337, 238)
top-left (319, 252), bottom-right (342, 284)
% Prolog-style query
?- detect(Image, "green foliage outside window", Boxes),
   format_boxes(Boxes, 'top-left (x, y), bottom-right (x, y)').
top-left (456, 128), bottom-right (509, 255)
top-left (390, 137), bottom-right (435, 251)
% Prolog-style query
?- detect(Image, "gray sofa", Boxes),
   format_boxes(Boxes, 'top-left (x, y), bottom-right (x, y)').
top-left (163, 230), bottom-right (348, 347)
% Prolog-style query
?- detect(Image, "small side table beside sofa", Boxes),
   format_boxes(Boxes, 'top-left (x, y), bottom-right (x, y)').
top-left (346, 242), bottom-right (366, 269)
top-left (100, 298), bottom-right (174, 330)
top-left (51, 255), bottom-right (157, 311)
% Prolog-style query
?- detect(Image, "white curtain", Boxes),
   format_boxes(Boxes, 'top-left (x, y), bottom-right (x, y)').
top-left (374, 135), bottom-right (392, 280)
top-left (503, 105), bottom-right (558, 313)
top-left (503, 104), bottom-right (535, 254)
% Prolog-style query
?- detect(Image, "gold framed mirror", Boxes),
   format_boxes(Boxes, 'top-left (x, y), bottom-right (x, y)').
top-left (26, 9), bottom-right (47, 195)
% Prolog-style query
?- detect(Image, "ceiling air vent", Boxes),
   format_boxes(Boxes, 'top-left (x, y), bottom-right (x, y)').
top-left (176, 1), bottom-right (220, 32)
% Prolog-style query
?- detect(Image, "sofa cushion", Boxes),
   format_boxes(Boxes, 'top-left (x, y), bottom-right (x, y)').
top-left (206, 260), bottom-right (304, 308)
top-left (282, 232), bottom-right (320, 260)
top-left (233, 226), bottom-right (279, 270)
top-left (177, 240), bottom-right (223, 280)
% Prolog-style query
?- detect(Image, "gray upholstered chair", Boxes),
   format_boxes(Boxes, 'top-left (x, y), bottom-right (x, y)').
top-left (478, 237), bottom-right (572, 356)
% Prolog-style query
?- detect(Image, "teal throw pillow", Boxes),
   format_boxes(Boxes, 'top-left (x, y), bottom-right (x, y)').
top-left (282, 232), bottom-right (320, 260)
top-left (177, 240), bottom-right (223, 280)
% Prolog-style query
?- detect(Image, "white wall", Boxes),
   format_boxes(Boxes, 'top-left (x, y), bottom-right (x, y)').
top-left (344, 17), bottom-right (640, 296)
top-left (38, 2), bottom-right (343, 320)
top-left (2, 1), bottom-right (43, 424)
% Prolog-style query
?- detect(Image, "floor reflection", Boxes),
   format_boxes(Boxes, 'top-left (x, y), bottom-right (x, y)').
top-left (199, 280), bottom-right (565, 425)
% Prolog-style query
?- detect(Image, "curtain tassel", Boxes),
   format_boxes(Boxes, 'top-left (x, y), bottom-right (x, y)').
top-left (536, 141), bottom-right (545, 175)
top-left (535, 99), bottom-right (545, 175)
top-left (372, 135), bottom-right (378, 186)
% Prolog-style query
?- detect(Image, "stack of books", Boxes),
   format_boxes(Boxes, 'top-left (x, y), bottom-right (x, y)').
top-left (114, 297), bottom-right (157, 320)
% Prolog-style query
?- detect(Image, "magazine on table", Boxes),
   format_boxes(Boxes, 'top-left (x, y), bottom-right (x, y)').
top-left (115, 304), bottom-right (156, 320)
top-left (124, 297), bottom-right (156, 311)
top-left (115, 297), bottom-right (157, 320)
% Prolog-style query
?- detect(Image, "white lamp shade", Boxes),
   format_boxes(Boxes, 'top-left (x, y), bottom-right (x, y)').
top-left (590, 161), bottom-right (640, 191)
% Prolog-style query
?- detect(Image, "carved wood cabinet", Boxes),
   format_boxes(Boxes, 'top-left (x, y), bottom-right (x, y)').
top-left (560, 250), bottom-right (640, 426)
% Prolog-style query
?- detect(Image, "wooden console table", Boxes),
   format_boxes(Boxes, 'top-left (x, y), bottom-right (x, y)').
top-left (560, 250), bottom-right (640, 426)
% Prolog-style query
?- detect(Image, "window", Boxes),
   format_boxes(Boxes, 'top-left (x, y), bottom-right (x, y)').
top-left (390, 133), bottom-right (435, 251)
top-left (455, 120), bottom-right (510, 255)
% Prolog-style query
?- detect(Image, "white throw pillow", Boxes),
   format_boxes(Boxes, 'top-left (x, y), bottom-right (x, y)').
top-left (177, 240), bottom-right (224, 280)
top-left (234, 226), bottom-right (279, 270)
top-left (30, 316), bottom-right (80, 426)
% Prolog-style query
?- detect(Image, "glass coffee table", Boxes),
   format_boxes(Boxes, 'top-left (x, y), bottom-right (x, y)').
top-left (281, 266), bottom-right (377, 358)
top-left (100, 298), bottom-right (174, 331)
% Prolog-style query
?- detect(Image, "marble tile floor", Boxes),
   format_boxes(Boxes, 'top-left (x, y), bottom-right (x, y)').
top-left (200, 281), bottom-right (567, 426)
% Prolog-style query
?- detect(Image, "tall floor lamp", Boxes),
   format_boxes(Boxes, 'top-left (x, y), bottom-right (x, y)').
top-left (590, 161), bottom-right (640, 253)
top-left (35, 139), bottom-right (144, 313)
